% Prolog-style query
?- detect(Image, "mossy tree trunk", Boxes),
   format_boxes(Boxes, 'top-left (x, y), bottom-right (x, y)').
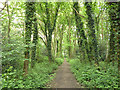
top-left (59, 25), bottom-right (64, 57)
top-left (73, 2), bottom-right (90, 61)
top-left (31, 5), bottom-right (38, 68)
top-left (68, 21), bottom-right (72, 58)
top-left (45, 2), bottom-right (60, 62)
top-left (24, 2), bottom-right (35, 75)
top-left (107, 2), bottom-right (120, 63)
top-left (85, 2), bottom-right (98, 63)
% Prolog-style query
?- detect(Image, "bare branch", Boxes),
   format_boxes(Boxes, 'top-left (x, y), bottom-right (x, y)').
top-left (7, 2), bottom-right (10, 40)
top-left (73, 7), bottom-right (87, 19)
top-left (0, 1), bottom-right (7, 12)
top-left (6, 2), bottom-right (16, 41)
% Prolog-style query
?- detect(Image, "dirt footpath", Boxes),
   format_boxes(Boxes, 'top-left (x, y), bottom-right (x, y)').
top-left (48, 59), bottom-right (82, 88)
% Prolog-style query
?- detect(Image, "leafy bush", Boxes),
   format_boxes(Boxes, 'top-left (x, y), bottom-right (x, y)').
top-left (2, 37), bottom-right (25, 73)
top-left (66, 58), bottom-right (69, 62)
top-left (69, 59), bottom-right (118, 88)
top-left (55, 58), bottom-right (64, 66)
top-left (2, 61), bottom-right (58, 88)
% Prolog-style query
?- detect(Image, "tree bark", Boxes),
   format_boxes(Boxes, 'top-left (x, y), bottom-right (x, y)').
top-left (67, 20), bottom-right (72, 58)
top-left (6, 3), bottom-right (10, 43)
top-left (47, 31), bottom-right (53, 62)
top-left (45, 2), bottom-right (60, 62)
top-left (85, 2), bottom-right (98, 63)
top-left (31, 12), bottom-right (38, 68)
top-left (24, 2), bottom-right (35, 75)
top-left (73, 2), bottom-right (90, 61)
top-left (59, 25), bottom-right (64, 57)
top-left (107, 2), bottom-right (120, 64)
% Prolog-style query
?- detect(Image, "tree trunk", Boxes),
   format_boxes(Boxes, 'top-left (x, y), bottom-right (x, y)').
top-left (53, 29), bottom-right (57, 57)
top-left (47, 31), bottom-right (53, 62)
top-left (45, 2), bottom-right (60, 62)
top-left (59, 26), bottom-right (64, 57)
top-left (73, 2), bottom-right (90, 61)
top-left (85, 2), bottom-right (98, 63)
top-left (57, 40), bottom-right (59, 56)
top-left (107, 2), bottom-right (119, 62)
top-left (23, 2), bottom-right (35, 75)
top-left (67, 21), bottom-right (72, 58)
top-left (31, 13), bottom-right (38, 68)
top-left (7, 3), bottom-right (11, 43)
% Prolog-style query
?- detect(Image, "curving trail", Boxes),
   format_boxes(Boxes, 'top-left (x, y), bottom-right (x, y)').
top-left (48, 59), bottom-right (82, 88)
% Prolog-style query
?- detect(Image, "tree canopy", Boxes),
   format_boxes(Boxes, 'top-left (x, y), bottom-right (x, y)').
top-left (1, 1), bottom-right (119, 89)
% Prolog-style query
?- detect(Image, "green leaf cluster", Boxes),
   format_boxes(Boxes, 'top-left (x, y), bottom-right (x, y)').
top-left (2, 57), bottom-right (64, 88)
top-left (69, 59), bottom-right (118, 88)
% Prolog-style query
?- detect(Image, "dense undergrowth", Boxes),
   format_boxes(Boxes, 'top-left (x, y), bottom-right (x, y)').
top-left (2, 57), bottom-right (64, 88)
top-left (67, 58), bottom-right (119, 88)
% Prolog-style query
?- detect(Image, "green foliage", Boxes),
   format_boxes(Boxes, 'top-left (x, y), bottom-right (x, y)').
top-left (37, 55), bottom-right (49, 63)
top-left (1, 1), bottom-right (119, 89)
top-left (55, 58), bottom-right (64, 66)
top-left (2, 60), bottom-right (58, 88)
top-left (2, 37), bottom-right (25, 72)
top-left (69, 59), bottom-right (118, 88)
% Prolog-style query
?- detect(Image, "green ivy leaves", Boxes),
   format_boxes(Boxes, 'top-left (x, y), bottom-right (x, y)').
top-left (69, 59), bottom-right (118, 88)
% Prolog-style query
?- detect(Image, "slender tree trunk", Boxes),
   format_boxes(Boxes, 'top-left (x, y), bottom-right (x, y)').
top-left (47, 31), bottom-right (53, 62)
top-left (31, 12), bottom-right (38, 68)
top-left (53, 29), bottom-right (57, 57)
top-left (24, 2), bottom-right (35, 75)
top-left (59, 25), bottom-right (64, 57)
top-left (73, 31), bottom-right (77, 56)
top-left (67, 21), bottom-right (72, 58)
top-left (69, 23), bottom-right (71, 58)
top-left (57, 40), bottom-right (59, 56)
top-left (7, 3), bottom-right (10, 43)
top-left (59, 38), bottom-right (62, 57)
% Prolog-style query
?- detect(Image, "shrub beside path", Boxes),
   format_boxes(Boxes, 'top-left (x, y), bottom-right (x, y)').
top-left (47, 59), bottom-right (83, 88)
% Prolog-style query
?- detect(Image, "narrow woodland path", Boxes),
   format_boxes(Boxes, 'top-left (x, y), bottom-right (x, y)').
top-left (48, 59), bottom-right (82, 88)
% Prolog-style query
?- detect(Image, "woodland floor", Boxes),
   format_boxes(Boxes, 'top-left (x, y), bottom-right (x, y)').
top-left (47, 59), bottom-right (83, 88)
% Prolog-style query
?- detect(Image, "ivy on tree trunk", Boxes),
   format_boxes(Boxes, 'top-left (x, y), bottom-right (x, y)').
top-left (31, 10), bottom-right (38, 68)
top-left (24, 2), bottom-right (35, 75)
top-left (107, 2), bottom-right (119, 63)
top-left (85, 2), bottom-right (98, 63)
top-left (73, 2), bottom-right (90, 61)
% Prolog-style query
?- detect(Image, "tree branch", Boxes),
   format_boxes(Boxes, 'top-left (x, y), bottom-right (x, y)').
top-left (52, 3), bottom-right (60, 31)
top-left (73, 7), bottom-right (87, 19)
top-left (7, 2), bottom-right (10, 41)
top-left (38, 23), bottom-right (47, 38)
top-left (45, 2), bottom-right (50, 30)
top-left (96, 9), bottom-right (105, 23)
top-left (39, 36), bottom-right (47, 47)
top-left (0, 1), bottom-right (7, 12)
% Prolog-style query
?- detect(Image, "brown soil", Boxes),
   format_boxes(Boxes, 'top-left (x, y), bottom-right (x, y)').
top-left (47, 59), bottom-right (82, 88)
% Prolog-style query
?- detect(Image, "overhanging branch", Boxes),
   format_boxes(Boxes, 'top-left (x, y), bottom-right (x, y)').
top-left (39, 36), bottom-right (47, 47)
top-left (0, 1), bottom-right (7, 12)
top-left (52, 3), bottom-right (60, 31)
top-left (73, 7), bottom-right (87, 19)
top-left (38, 23), bottom-right (47, 38)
